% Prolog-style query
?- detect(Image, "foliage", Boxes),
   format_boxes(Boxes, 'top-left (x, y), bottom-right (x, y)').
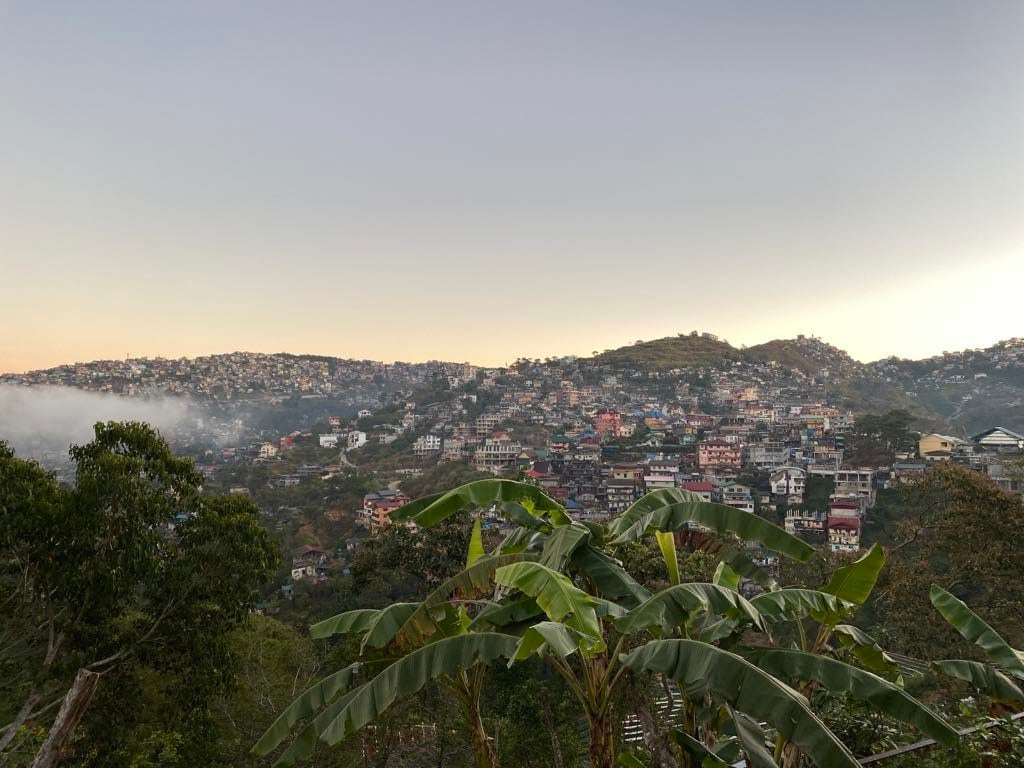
top-left (873, 463), bottom-right (1024, 659)
top-left (261, 479), bottom-right (959, 768)
top-left (0, 423), bottom-right (280, 767)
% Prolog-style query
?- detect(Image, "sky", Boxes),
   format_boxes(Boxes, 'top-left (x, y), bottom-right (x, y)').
top-left (1, 1), bottom-right (1022, 373)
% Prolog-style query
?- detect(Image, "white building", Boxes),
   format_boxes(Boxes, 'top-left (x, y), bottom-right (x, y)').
top-left (474, 434), bottom-right (523, 473)
top-left (769, 466), bottom-right (806, 498)
top-left (319, 433), bottom-right (340, 448)
top-left (413, 434), bottom-right (442, 456)
top-left (347, 431), bottom-right (367, 450)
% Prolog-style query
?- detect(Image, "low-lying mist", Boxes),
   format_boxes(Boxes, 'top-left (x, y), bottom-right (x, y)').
top-left (0, 384), bottom-right (197, 458)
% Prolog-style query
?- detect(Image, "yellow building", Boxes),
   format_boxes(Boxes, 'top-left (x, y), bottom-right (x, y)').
top-left (918, 433), bottom-right (967, 458)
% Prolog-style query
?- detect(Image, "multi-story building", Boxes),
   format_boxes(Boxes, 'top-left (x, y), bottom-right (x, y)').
top-left (606, 478), bottom-right (639, 514)
top-left (784, 509), bottom-right (827, 543)
top-left (594, 409), bottom-right (622, 439)
top-left (474, 433), bottom-right (523, 473)
top-left (919, 433), bottom-right (969, 458)
top-left (769, 466), bottom-right (806, 499)
top-left (827, 516), bottom-right (861, 552)
top-left (442, 436), bottom-right (466, 462)
top-left (413, 434), bottom-right (442, 456)
top-left (721, 483), bottom-right (754, 514)
top-left (362, 490), bottom-right (411, 532)
top-left (746, 442), bottom-right (788, 470)
top-left (834, 469), bottom-right (875, 508)
top-left (698, 440), bottom-right (742, 470)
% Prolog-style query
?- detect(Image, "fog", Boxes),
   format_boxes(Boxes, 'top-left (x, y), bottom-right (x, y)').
top-left (0, 385), bottom-right (197, 458)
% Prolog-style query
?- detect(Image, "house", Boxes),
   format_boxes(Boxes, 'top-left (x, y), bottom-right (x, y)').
top-left (319, 433), bottom-right (340, 448)
top-left (892, 461), bottom-right (927, 483)
top-left (412, 434), bottom-right (442, 456)
top-left (698, 440), bottom-right (742, 470)
top-left (769, 466), bottom-right (806, 499)
top-left (746, 442), bottom-right (788, 470)
top-left (643, 473), bottom-right (676, 492)
top-left (594, 409), bottom-right (622, 439)
top-left (548, 435), bottom-right (571, 454)
top-left (606, 478), bottom-right (639, 514)
top-left (972, 427), bottom-right (1024, 452)
top-left (362, 490), bottom-right (411, 532)
top-left (784, 509), bottom-right (827, 543)
top-left (827, 516), bottom-right (860, 553)
top-left (442, 436), bottom-right (466, 462)
top-left (291, 546), bottom-right (330, 581)
top-left (682, 482), bottom-right (714, 502)
top-left (474, 433), bottom-right (523, 473)
top-left (834, 469), bottom-right (875, 508)
top-left (610, 465), bottom-right (644, 483)
top-left (721, 483), bottom-right (754, 514)
top-left (257, 442), bottom-right (278, 460)
top-left (347, 431), bottom-right (367, 450)
top-left (918, 433), bottom-right (968, 459)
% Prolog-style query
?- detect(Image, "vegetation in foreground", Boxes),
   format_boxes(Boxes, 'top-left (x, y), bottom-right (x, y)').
top-left (2, 425), bottom-right (1023, 767)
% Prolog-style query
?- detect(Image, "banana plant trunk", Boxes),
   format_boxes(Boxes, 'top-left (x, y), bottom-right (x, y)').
top-left (587, 710), bottom-right (615, 768)
top-left (449, 671), bottom-right (498, 768)
top-left (467, 704), bottom-right (498, 768)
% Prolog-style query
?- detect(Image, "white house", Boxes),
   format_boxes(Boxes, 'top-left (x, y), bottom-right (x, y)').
top-left (319, 433), bottom-right (340, 448)
top-left (769, 466), bottom-right (806, 498)
top-left (347, 431), bottom-right (367, 450)
top-left (413, 434), bottom-right (442, 456)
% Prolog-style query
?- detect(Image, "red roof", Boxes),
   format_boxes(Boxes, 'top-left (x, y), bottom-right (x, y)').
top-left (684, 482), bottom-right (714, 492)
top-left (828, 517), bottom-right (860, 530)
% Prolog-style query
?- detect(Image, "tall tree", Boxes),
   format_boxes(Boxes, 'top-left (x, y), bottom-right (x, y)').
top-left (874, 463), bottom-right (1024, 659)
top-left (0, 422), bottom-right (280, 767)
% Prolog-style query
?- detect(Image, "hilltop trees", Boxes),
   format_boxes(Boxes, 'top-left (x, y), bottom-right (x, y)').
top-left (0, 423), bottom-right (279, 767)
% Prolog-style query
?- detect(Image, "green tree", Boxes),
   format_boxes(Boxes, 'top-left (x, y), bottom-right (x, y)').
top-left (0, 423), bottom-right (280, 767)
top-left (873, 463), bottom-right (1024, 659)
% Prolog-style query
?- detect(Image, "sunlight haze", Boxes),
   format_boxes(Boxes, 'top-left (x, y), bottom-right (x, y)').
top-left (2, 1), bottom-right (1022, 372)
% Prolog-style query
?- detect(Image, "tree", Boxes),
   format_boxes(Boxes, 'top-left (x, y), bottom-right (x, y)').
top-left (0, 422), bottom-right (280, 767)
top-left (845, 410), bottom-right (917, 466)
top-left (873, 463), bottom-right (1024, 659)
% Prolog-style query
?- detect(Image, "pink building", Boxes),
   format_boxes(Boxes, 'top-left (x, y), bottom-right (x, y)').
top-left (698, 440), bottom-right (742, 470)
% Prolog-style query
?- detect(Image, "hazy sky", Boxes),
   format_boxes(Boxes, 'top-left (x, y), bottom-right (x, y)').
top-left (2, 2), bottom-right (1022, 373)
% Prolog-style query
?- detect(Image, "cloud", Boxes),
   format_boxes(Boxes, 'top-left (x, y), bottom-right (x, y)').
top-left (0, 384), bottom-right (196, 458)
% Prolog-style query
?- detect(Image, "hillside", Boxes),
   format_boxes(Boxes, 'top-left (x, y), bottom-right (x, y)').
top-left (742, 337), bottom-right (860, 376)
top-left (587, 333), bottom-right (1024, 432)
top-left (593, 333), bottom-right (741, 369)
top-left (592, 333), bottom-right (858, 375)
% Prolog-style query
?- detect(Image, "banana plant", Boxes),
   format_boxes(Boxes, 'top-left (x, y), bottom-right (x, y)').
top-left (929, 584), bottom-right (1024, 708)
top-left (378, 480), bottom-right (861, 768)
top-left (737, 544), bottom-right (956, 767)
top-left (253, 538), bottom-right (530, 767)
top-left (260, 480), bottom-right (957, 768)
